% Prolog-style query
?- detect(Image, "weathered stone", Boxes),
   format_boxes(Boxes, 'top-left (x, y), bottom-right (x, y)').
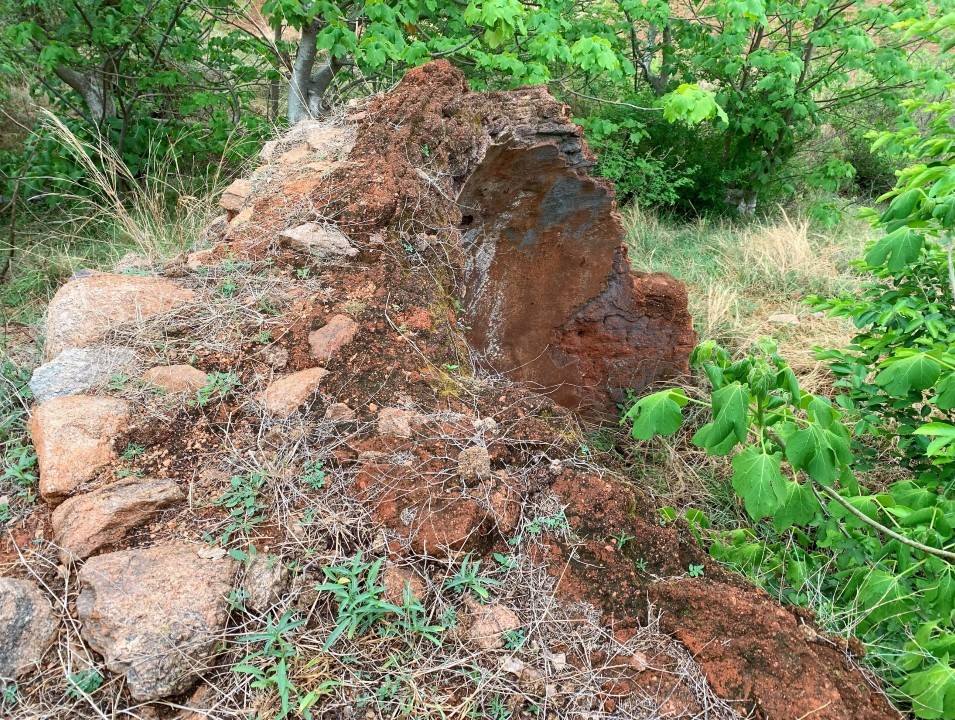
top-left (457, 445), bottom-right (491, 481)
top-left (29, 346), bottom-right (140, 403)
top-left (278, 223), bottom-right (358, 260)
top-left (769, 312), bottom-right (800, 325)
top-left (43, 272), bottom-right (195, 361)
top-left (76, 543), bottom-right (235, 701)
top-left (29, 395), bottom-right (130, 504)
top-left (0, 578), bottom-right (59, 679)
top-left (377, 407), bottom-right (417, 438)
top-left (257, 367), bottom-right (328, 418)
top-left (308, 314), bottom-right (359, 362)
top-left (142, 364), bottom-right (209, 394)
top-left (51, 477), bottom-right (184, 561)
top-left (324, 403), bottom-right (356, 421)
top-left (463, 598), bottom-right (520, 650)
top-left (381, 564), bottom-right (426, 606)
top-left (229, 207), bottom-right (254, 226)
top-left (240, 554), bottom-right (288, 613)
top-left (219, 178), bottom-right (251, 213)
top-left (410, 496), bottom-right (490, 557)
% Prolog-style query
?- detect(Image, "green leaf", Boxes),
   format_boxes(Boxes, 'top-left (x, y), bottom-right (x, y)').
top-left (624, 389), bottom-right (688, 440)
top-left (772, 480), bottom-right (821, 532)
top-left (731, 446), bottom-right (788, 520)
top-left (692, 382), bottom-right (749, 455)
top-left (876, 352), bottom-right (942, 396)
top-left (865, 228), bottom-right (924, 272)
top-left (900, 657), bottom-right (955, 719)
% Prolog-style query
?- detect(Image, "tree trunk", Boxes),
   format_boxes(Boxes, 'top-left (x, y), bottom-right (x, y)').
top-left (288, 20), bottom-right (341, 124)
top-left (53, 65), bottom-right (115, 126)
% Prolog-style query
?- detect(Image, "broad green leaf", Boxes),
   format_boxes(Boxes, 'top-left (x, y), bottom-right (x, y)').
top-left (692, 382), bottom-right (749, 455)
top-left (876, 353), bottom-right (942, 396)
top-left (624, 389), bottom-right (688, 440)
top-left (900, 657), bottom-right (955, 719)
top-left (731, 446), bottom-right (788, 520)
top-left (865, 228), bottom-right (924, 272)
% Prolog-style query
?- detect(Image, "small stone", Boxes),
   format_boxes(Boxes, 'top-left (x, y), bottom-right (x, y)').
top-left (324, 403), bottom-right (356, 422)
top-left (377, 407), bottom-right (417, 438)
top-left (257, 367), bottom-right (329, 418)
top-left (0, 578), bottom-right (59, 679)
top-left (51, 476), bottom-right (184, 561)
top-left (628, 651), bottom-right (649, 671)
top-left (464, 599), bottom-right (520, 650)
top-left (29, 395), bottom-right (131, 504)
top-left (219, 179), bottom-right (251, 213)
top-left (501, 657), bottom-right (545, 689)
top-left (410, 496), bottom-right (490, 557)
top-left (380, 564), bottom-right (426, 606)
top-left (278, 223), bottom-right (358, 260)
top-left (141, 365), bottom-right (209, 394)
top-left (308, 314), bottom-right (359, 362)
top-left (76, 543), bottom-right (236, 701)
top-left (241, 555), bottom-right (288, 613)
top-left (29, 347), bottom-right (140, 403)
top-left (542, 648), bottom-right (567, 671)
top-left (229, 207), bottom-right (254, 226)
top-left (278, 144), bottom-right (311, 164)
top-left (43, 272), bottom-right (195, 361)
top-left (768, 312), bottom-right (800, 325)
top-left (185, 247), bottom-right (219, 270)
top-left (457, 445), bottom-right (491, 481)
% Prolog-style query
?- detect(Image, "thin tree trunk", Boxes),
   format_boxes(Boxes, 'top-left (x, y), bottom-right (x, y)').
top-left (288, 20), bottom-right (342, 124)
top-left (53, 65), bottom-right (115, 125)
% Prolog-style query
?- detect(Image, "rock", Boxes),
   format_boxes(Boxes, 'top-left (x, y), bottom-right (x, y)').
top-left (278, 144), bottom-right (311, 164)
top-left (377, 407), bottom-right (417, 438)
top-left (278, 223), bottom-right (358, 260)
top-left (185, 247), bottom-right (220, 271)
top-left (240, 554), bottom-right (288, 613)
top-left (768, 312), bottom-right (800, 325)
top-left (457, 445), bottom-right (491, 481)
top-left (76, 543), bottom-right (236, 701)
top-left (219, 178), bottom-right (251, 213)
top-left (464, 599), bottom-right (520, 650)
top-left (29, 395), bottom-right (131, 504)
top-left (380, 564), bottom-right (426, 606)
top-left (51, 477), bottom-right (184, 561)
top-left (229, 207), bottom-right (254, 226)
top-left (411, 496), bottom-right (490, 557)
top-left (0, 578), bottom-right (59, 679)
top-left (257, 367), bottom-right (329, 418)
top-left (142, 364), bottom-right (209, 394)
top-left (488, 476), bottom-right (521, 534)
top-left (308, 314), bottom-right (359, 362)
top-left (324, 403), bottom-right (356, 422)
top-left (43, 272), bottom-right (195, 361)
top-left (29, 346), bottom-right (140, 402)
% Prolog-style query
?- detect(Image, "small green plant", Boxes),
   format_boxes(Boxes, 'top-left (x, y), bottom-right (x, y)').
top-left (67, 669), bottom-right (104, 698)
top-left (525, 509), bottom-right (568, 537)
top-left (503, 628), bottom-right (526, 650)
top-left (121, 443), bottom-right (145, 460)
top-left (492, 552), bottom-right (516, 569)
top-left (314, 553), bottom-right (400, 650)
top-left (107, 373), bottom-right (132, 391)
top-left (2, 446), bottom-right (37, 501)
top-left (252, 330), bottom-right (272, 345)
top-left (296, 267), bottom-right (310, 279)
top-left (301, 460), bottom-right (326, 490)
top-left (634, 558), bottom-right (648, 572)
top-left (383, 583), bottom-right (445, 647)
top-left (194, 371), bottom-right (240, 408)
top-left (610, 531), bottom-right (635, 552)
top-left (1, 682), bottom-right (16, 707)
top-left (214, 472), bottom-right (267, 544)
top-left (421, 144), bottom-right (430, 157)
top-left (688, 564), bottom-right (705, 578)
top-left (232, 610), bottom-right (307, 720)
top-left (217, 278), bottom-right (238, 297)
top-left (444, 553), bottom-right (500, 602)
top-left (116, 467), bottom-right (146, 479)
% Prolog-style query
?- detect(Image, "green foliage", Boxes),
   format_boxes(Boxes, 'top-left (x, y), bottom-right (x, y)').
top-left (67, 669), bottom-right (104, 698)
top-left (314, 553), bottom-right (401, 649)
top-left (443, 553), bottom-right (500, 602)
top-left (193, 371), bottom-right (240, 408)
top-left (627, 93), bottom-right (955, 716)
top-left (212, 472), bottom-right (267, 545)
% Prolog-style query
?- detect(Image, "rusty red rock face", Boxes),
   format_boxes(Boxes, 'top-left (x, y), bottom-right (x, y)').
top-left (458, 137), bottom-right (696, 416)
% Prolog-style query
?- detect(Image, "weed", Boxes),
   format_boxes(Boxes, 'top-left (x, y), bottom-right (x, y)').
top-left (2, 445), bottom-right (37, 503)
top-left (314, 553), bottom-right (400, 650)
top-left (301, 460), bottom-right (326, 490)
top-left (493, 552), bottom-right (516, 569)
top-left (116, 468), bottom-right (145, 479)
top-left (1, 682), bottom-right (16, 707)
top-left (610, 531), bottom-right (635, 552)
top-left (444, 553), bottom-right (500, 602)
top-left (526, 509), bottom-right (568, 537)
top-left (193, 371), bottom-right (240, 408)
top-left (232, 610), bottom-right (307, 720)
top-left (217, 278), bottom-right (238, 297)
top-left (383, 583), bottom-right (445, 647)
top-left (635, 558), bottom-right (648, 572)
top-left (688, 564), bottom-right (705, 578)
top-left (252, 330), bottom-right (272, 345)
top-left (503, 628), bottom-right (526, 650)
top-left (67, 669), bottom-right (104, 698)
top-left (107, 372), bottom-right (132, 391)
top-left (213, 472), bottom-right (266, 544)
top-left (121, 443), bottom-right (145, 460)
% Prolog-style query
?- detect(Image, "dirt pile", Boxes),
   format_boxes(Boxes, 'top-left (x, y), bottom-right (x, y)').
top-left (0, 62), bottom-right (898, 720)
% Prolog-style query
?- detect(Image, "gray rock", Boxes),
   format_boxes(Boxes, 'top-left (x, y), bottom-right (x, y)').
top-left (52, 477), bottom-right (185, 561)
top-left (240, 555), bottom-right (288, 613)
top-left (29, 347), bottom-right (140, 403)
top-left (77, 543), bottom-right (236, 701)
top-left (0, 578), bottom-right (59, 679)
top-left (278, 223), bottom-right (358, 260)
